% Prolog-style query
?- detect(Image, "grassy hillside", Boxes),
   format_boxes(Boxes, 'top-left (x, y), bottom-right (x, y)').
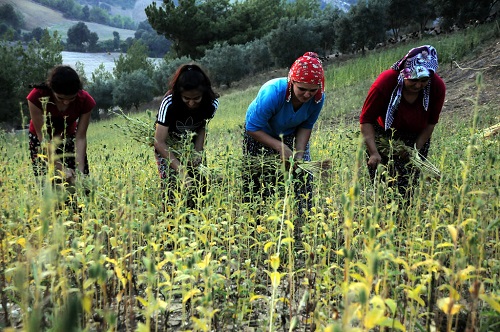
top-left (0, 0), bottom-right (135, 40)
top-left (107, 0), bottom-right (154, 23)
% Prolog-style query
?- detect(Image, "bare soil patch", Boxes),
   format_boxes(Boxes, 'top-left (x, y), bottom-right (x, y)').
top-left (438, 40), bottom-right (500, 117)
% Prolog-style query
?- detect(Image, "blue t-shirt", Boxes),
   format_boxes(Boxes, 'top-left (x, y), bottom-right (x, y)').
top-left (245, 78), bottom-right (324, 137)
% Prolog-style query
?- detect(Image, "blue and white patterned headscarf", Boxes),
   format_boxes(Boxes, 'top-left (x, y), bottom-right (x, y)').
top-left (385, 45), bottom-right (439, 130)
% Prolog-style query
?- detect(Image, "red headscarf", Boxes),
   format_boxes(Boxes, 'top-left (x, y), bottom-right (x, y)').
top-left (286, 52), bottom-right (325, 104)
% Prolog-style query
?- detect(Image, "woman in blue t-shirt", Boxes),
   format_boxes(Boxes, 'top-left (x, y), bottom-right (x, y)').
top-left (243, 52), bottom-right (325, 215)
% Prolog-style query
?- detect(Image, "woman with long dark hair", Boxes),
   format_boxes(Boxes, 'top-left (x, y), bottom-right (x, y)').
top-left (153, 63), bottom-right (219, 206)
top-left (27, 65), bottom-right (96, 184)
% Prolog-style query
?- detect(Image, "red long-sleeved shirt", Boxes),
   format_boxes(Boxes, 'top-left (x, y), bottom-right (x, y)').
top-left (360, 69), bottom-right (446, 135)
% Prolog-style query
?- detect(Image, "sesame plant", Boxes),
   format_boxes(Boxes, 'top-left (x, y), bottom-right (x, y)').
top-left (1, 23), bottom-right (499, 331)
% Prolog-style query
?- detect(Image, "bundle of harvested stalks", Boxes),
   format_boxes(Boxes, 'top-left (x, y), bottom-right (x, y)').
top-left (242, 155), bottom-right (333, 178)
top-left (111, 109), bottom-right (156, 146)
top-left (296, 159), bottom-right (333, 179)
top-left (411, 147), bottom-right (441, 179)
top-left (375, 136), bottom-right (409, 157)
top-left (376, 136), bottom-right (441, 179)
top-left (477, 122), bottom-right (500, 139)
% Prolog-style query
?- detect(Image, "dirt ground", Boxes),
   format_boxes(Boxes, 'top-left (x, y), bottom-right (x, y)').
top-left (438, 39), bottom-right (500, 117)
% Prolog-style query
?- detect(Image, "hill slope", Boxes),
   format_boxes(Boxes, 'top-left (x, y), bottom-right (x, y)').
top-left (0, 0), bottom-right (135, 40)
top-left (107, 0), bottom-right (154, 23)
top-left (438, 40), bottom-right (499, 117)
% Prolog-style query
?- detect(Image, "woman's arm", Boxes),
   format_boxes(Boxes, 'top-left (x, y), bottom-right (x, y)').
top-left (28, 101), bottom-right (45, 142)
top-left (75, 111), bottom-right (91, 173)
top-left (247, 130), bottom-right (294, 161)
top-left (194, 127), bottom-right (206, 152)
top-left (190, 127), bottom-right (206, 166)
top-left (415, 124), bottom-right (436, 150)
top-left (154, 124), bottom-right (182, 172)
top-left (294, 127), bottom-right (312, 160)
top-left (360, 123), bottom-right (382, 168)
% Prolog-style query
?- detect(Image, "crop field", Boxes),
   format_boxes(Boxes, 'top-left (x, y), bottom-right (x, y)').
top-left (0, 24), bottom-right (499, 331)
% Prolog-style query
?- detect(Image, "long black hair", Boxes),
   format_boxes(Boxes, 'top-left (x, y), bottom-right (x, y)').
top-left (168, 64), bottom-right (219, 106)
top-left (29, 65), bottom-right (82, 95)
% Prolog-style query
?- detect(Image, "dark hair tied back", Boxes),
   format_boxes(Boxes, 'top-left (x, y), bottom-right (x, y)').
top-left (170, 63), bottom-right (219, 101)
top-left (174, 64), bottom-right (206, 91)
top-left (28, 82), bottom-right (50, 90)
top-left (48, 65), bottom-right (82, 95)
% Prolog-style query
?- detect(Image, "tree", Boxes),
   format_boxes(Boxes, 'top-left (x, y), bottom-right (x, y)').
top-left (113, 31), bottom-right (120, 51)
top-left (152, 56), bottom-right (193, 96)
top-left (0, 30), bottom-right (62, 126)
top-left (432, 0), bottom-right (496, 29)
top-left (135, 21), bottom-right (171, 58)
top-left (317, 5), bottom-right (342, 55)
top-left (113, 41), bottom-right (155, 80)
top-left (113, 70), bottom-right (155, 111)
top-left (284, 0), bottom-right (322, 19)
top-left (336, 1), bottom-right (388, 55)
top-left (31, 27), bottom-right (45, 42)
top-left (0, 4), bottom-right (23, 30)
top-left (217, 0), bottom-right (285, 45)
top-left (412, 0), bottom-right (437, 36)
top-left (87, 64), bottom-right (116, 119)
top-left (0, 3), bottom-right (23, 40)
top-left (88, 31), bottom-right (99, 52)
top-left (200, 42), bottom-right (249, 87)
top-left (82, 5), bottom-right (90, 21)
top-left (387, 0), bottom-right (414, 41)
top-left (267, 17), bottom-right (322, 68)
top-left (386, 0), bottom-right (436, 39)
top-left (74, 61), bottom-right (88, 87)
top-left (334, 13), bottom-right (355, 54)
top-left (146, 0), bottom-right (230, 59)
top-left (145, 0), bottom-right (284, 59)
top-left (243, 37), bottom-right (274, 74)
top-left (0, 43), bottom-right (20, 124)
top-left (89, 6), bottom-right (108, 25)
top-left (67, 22), bottom-right (91, 51)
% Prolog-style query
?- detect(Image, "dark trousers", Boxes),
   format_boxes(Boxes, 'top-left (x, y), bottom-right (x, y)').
top-left (367, 126), bottom-right (430, 198)
top-left (242, 132), bottom-right (313, 215)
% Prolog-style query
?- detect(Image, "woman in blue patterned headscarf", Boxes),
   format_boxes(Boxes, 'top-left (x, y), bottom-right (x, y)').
top-left (359, 45), bottom-right (446, 197)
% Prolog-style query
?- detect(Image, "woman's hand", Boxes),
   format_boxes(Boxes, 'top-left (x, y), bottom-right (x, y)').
top-left (279, 146), bottom-right (294, 162)
top-left (278, 146), bottom-right (296, 171)
top-left (62, 167), bottom-right (76, 185)
top-left (361, 123), bottom-right (382, 169)
top-left (182, 174), bottom-right (194, 190)
top-left (177, 166), bottom-right (194, 190)
top-left (64, 167), bottom-right (75, 178)
top-left (367, 152), bottom-right (382, 169)
top-left (189, 155), bottom-right (202, 168)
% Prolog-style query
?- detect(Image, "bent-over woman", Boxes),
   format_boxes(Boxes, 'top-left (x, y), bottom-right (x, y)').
top-left (360, 45), bottom-right (446, 197)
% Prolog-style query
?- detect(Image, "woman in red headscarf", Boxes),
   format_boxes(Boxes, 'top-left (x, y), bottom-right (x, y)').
top-left (243, 52), bottom-right (325, 215)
